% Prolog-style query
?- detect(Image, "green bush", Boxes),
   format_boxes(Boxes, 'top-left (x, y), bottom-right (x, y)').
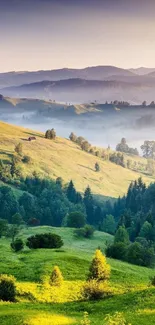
top-left (11, 238), bottom-right (24, 252)
top-left (0, 274), bottom-right (16, 302)
top-left (74, 225), bottom-right (95, 238)
top-left (26, 233), bottom-right (64, 249)
top-left (82, 280), bottom-right (111, 300)
top-left (67, 211), bottom-right (86, 228)
top-left (106, 242), bottom-right (128, 261)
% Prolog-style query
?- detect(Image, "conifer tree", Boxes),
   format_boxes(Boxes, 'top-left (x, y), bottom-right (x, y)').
top-left (67, 180), bottom-right (76, 203)
top-left (88, 249), bottom-right (111, 282)
top-left (84, 186), bottom-right (94, 224)
top-left (49, 266), bottom-right (63, 286)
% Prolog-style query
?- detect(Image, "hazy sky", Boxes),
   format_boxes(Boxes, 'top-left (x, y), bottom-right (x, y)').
top-left (0, 0), bottom-right (155, 72)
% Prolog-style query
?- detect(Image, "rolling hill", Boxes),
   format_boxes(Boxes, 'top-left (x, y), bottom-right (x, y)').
top-left (0, 121), bottom-right (154, 199)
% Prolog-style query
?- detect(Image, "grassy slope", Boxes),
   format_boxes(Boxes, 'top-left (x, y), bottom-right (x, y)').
top-left (1, 227), bottom-right (155, 325)
top-left (0, 121), bottom-right (153, 198)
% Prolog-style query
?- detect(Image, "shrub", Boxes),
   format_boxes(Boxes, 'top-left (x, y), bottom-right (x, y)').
top-left (74, 225), bottom-right (95, 238)
top-left (49, 266), bottom-right (63, 286)
top-left (0, 274), bottom-right (16, 302)
top-left (26, 233), bottom-right (64, 249)
top-left (82, 280), bottom-right (111, 300)
top-left (22, 155), bottom-right (32, 164)
top-left (67, 211), bottom-right (86, 228)
top-left (106, 243), bottom-right (128, 261)
top-left (11, 238), bottom-right (24, 252)
top-left (88, 250), bottom-right (111, 282)
top-left (81, 312), bottom-right (91, 325)
top-left (105, 312), bottom-right (131, 325)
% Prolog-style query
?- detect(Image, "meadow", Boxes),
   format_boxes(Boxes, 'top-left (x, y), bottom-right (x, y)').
top-left (1, 226), bottom-right (155, 325)
top-left (0, 121), bottom-right (153, 199)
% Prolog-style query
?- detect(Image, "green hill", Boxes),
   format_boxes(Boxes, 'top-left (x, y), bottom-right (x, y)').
top-left (1, 226), bottom-right (155, 325)
top-left (0, 121), bottom-right (154, 199)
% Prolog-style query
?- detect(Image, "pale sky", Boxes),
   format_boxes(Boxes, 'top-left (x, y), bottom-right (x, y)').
top-left (0, 0), bottom-right (155, 72)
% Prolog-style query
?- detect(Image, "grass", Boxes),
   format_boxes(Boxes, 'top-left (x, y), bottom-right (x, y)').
top-left (0, 121), bottom-right (154, 199)
top-left (1, 227), bottom-right (155, 324)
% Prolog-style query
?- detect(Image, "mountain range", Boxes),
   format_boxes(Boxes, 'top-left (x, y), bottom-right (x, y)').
top-left (1, 65), bottom-right (155, 104)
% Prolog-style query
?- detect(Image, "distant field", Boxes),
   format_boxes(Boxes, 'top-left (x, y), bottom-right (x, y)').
top-left (1, 226), bottom-right (155, 325)
top-left (0, 121), bottom-right (153, 199)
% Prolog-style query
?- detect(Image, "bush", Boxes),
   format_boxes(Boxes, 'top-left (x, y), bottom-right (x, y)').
top-left (0, 274), bottom-right (16, 302)
top-left (106, 243), bottom-right (128, 261)
top-left (74, 225), bottom-right (95, 238)
top-left (105, 312), bottom-right (131, 325)
top-left (88, 250), bottom-right (111, 282)
top-left (22, 155), bottom-right (32, 164)
top-left (49, 266), bottom-right (63, 286)
top-left (82, 280), bottom-right (111, 300)
top-left (26, 233), bottom-right (64, 249)
top-left (11, 238), bottom-right (24, 252)
top-left (81, 312), bottom-right (91, 325)
top-left (67, 211), bottom-right (86, 228)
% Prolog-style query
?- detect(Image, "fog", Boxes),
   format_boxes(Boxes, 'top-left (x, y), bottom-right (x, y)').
top-left (1, 108), bottom-right (155, 151)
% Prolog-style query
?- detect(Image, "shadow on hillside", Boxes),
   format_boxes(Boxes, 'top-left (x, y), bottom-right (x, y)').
top-left (23, 131), bottom-right (44, 138)
top-left (78, 164), bottom-right (94, 172)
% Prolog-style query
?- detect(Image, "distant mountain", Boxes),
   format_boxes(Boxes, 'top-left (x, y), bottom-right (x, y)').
top-left (0, 66), bottom-right (135, 88)
top-left (129, 67), bottom-right (155, 75)
top-left (1, 78), bottom-right (155, 104)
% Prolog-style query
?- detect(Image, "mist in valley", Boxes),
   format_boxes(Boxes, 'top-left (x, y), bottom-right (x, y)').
top-left (1, 105), bottom-right (155, 152)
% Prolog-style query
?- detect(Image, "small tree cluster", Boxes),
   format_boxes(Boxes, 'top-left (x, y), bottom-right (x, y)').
top-left (74, 225), bottom-right (95, 238)
top-left (45, 128), bottom-right (56, 140)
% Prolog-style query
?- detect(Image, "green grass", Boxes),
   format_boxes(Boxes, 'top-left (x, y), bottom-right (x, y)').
top-left (0, 120), bottom-right (154, 199)
top-left (1, 226), bottom-right (155, 324)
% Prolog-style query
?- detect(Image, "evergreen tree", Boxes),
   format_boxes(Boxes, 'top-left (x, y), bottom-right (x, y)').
top-left (102, 215), bottom-right (116, 235)
top-left (114, 226), bottom-right (130, 245)
top-left (66, 180), bottom-right (76, 203)
top-left (49, 266), bottom-right (63, 286)
top-left (88, 249), bottom-right (111, 282)
top-left (84, 186), bottom-right (94, 224)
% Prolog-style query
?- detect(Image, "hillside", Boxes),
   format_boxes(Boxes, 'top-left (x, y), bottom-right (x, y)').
top-left (0, 121), bottom-right (154, 199)
top-left (1, 226), bottom-right (155, 324)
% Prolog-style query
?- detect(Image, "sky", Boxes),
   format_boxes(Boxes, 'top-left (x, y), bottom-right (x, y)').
top-left (0, 0), bottom-right (155, 72)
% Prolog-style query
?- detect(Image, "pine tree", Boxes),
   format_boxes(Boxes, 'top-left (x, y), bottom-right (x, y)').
top-left (67, 180), bottom-right (76, 203)
top-left (49, 266), bottom-right (63, 286)
top-left (114, 226), bottom-right (130, 245)
top-left (84, 186), bottom-right (94, 224)
top-left (88, 249), bottom-right (111, 282)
